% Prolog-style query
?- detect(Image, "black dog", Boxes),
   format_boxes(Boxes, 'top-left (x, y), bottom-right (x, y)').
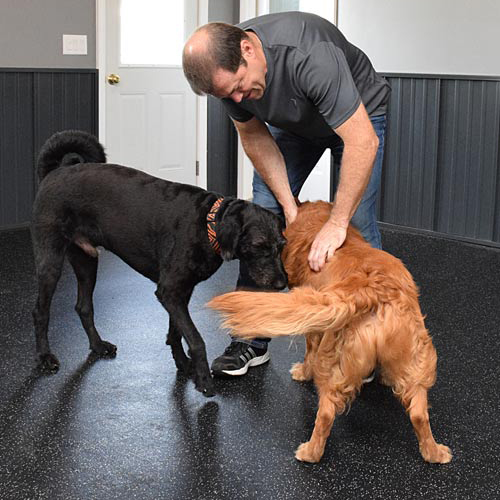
top-left (31, 130), bottom-right (287, 396)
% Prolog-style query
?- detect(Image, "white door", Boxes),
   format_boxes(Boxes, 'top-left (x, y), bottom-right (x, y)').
top-left (104, 0), bottom-right (198, 184)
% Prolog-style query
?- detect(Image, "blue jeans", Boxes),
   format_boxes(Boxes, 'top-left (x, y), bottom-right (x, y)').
top-left (236, 114), bottom-right (387, 348)
top-left (253, 114), bottom-right (386, 248)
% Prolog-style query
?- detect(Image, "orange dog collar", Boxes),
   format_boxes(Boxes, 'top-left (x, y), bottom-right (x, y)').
top-left (207, 197), bottom-right (224, 255)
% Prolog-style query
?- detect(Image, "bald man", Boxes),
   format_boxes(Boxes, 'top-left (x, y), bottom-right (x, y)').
top-left (183, 12), bottom-right (390, 377)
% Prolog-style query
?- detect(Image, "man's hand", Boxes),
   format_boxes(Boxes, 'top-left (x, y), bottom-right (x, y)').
top-left (307, 220), bottom-right (347, 272)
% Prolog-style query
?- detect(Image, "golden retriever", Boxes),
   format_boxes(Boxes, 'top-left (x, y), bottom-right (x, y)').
top-left (208, 201), bottom-right (452, 464)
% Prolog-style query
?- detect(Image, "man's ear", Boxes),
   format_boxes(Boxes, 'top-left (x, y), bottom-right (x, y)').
top-left (240, 38), bottom-right (255, 60)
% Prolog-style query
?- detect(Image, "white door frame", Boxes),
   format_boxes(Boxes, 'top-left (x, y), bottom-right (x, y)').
top-left (237, 1), bottom-right (268, 199)
top-left (237, 0), bottom-right (338, 200)
top-left (95, 0), bottom-right (209, 189)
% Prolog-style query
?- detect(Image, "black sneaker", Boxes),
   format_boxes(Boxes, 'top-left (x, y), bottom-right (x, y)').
top-left (211, 341), bottom-right (270, 376)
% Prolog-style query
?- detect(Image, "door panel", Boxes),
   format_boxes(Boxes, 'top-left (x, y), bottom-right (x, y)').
top-left (105, 0), bottom-right (197, 184)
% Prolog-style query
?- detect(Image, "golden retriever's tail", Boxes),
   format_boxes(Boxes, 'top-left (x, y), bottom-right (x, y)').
top-left (207, 285), bottom-right (374, 339)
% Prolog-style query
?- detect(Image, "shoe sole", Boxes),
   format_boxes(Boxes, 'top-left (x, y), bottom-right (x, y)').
top-left (362, 371), bottom-right (376, 384)
top-left (216, 351), bottom-right (270, 376)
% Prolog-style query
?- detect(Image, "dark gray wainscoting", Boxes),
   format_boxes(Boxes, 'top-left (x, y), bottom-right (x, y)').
top-left (378, 74), bottom-right (500, 247)
top-left (0, 68), bottom-right (98, 230)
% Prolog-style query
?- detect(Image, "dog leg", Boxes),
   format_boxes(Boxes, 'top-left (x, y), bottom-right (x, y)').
top-left (32, 247), bottom-right (65, 372)
top-left (290, 335), bottom-right (319, 382)
top-left (67, 246), bottom-right (117, 358)
top-left (404, 387), bottom-right (452, 463)
top-left (383, 319), bottom-right (452, 463)
top-left (295, 329), bottom-right (373, 463)
top-left (155, 284), bottom-right (214, 397)
top-left (295, 389), bottom-right (337, 463)
top-left (290, 362), bottom-right (312, 382)
top-left (166, 318), bottom-right (192, 375)
top-left (295, 368), bottom-right (363, 463)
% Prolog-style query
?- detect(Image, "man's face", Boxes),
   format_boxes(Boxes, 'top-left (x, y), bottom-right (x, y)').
top-left (211, 40), bottom-right (267, 102)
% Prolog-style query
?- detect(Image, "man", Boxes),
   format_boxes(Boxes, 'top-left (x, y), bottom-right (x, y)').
top-left (183, 11), bottom-right (390, 377)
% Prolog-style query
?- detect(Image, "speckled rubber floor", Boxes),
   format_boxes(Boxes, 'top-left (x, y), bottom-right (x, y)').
top-left (0, 227), bottom-right (499, 500)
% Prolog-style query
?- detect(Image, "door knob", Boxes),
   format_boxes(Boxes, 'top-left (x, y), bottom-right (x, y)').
top-left (107, 73), bottom-right (120, 85)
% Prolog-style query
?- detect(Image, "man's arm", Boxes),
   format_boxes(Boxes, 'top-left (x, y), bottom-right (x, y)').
top-left (232, 116), bottom-right (298, 224)
top-left (307, 102), bottom-right (379, 271)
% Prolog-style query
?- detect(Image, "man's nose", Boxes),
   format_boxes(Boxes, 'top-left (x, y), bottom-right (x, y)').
top-left (231, 91), bottom-right (244, 103)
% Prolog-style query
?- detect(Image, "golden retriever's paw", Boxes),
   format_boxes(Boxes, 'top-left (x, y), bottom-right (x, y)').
top-left (295, 442), bottom-right (322, 463)
top-left (290, 362), bottom-right (311, 381)
top-left (421, 443), bottom-right (452, 464)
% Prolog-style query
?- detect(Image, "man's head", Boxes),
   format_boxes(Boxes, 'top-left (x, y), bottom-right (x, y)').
top-left (183, 22), bottom-right (267, 102)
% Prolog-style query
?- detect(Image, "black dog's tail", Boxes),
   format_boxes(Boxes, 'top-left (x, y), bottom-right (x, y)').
top-left (37, 130), bottom-right (106, 181)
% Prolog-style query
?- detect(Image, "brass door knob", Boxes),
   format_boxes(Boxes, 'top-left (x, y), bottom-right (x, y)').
top-left (107, 73), bottom-right (120, 85)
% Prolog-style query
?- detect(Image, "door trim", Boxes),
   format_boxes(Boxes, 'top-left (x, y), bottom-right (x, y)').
top-left (236, 0), bottom-right (339, 199)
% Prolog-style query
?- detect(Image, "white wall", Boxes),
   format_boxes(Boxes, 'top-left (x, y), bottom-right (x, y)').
top-left (338, 0), bottom-right (500, 76)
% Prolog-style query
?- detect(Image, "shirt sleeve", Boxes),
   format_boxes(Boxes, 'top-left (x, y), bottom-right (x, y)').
top-left (220, 98), bottom-right (255, 123)
top-left (296, 42), bottom-right (361, 129)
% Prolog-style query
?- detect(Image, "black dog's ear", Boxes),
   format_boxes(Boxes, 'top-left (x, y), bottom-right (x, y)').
top-left (217, 200), bottom-right (244, 261)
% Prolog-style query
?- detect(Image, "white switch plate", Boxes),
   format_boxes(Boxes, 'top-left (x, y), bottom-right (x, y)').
top-left (63, 34), bottom-right (88, 55)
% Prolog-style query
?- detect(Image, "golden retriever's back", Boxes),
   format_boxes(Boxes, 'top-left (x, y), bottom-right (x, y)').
top-left (284, 201), bottom-right (419, 309)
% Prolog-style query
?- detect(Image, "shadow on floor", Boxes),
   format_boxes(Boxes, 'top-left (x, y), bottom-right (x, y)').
top-left (0, 227), bottom-right (499, 499)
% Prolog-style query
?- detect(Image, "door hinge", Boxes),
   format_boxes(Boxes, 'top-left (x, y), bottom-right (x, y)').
top-left (195, 160), bottom-right (199, 176)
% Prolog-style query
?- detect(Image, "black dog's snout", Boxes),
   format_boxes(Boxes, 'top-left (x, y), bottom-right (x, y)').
top-left (273, 273), bottom-right (288, 290)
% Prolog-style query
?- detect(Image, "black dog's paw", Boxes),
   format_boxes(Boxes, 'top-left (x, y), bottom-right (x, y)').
top-left (38, 353), bottom-right (60, 373)
top-left (194, 372), bottom-right (215, 397)
top-left (91, 340), bottom-right (117, 358)
top-left (175, 357), bottom-right (193, 376)
top-left (169, 345), bottom-right (193, 375)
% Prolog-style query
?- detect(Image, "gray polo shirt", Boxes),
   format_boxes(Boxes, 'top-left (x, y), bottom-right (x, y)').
top-left (221, 11), bottom-right (390, 139)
